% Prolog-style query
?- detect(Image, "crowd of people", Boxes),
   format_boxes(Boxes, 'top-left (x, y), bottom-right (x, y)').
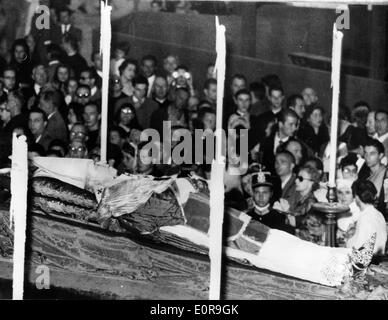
top-left (0, 3), bottom-right (386, 255)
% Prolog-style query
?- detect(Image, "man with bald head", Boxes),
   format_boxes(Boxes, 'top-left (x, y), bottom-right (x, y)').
top-left (301, 87), bottom-right (318, 107)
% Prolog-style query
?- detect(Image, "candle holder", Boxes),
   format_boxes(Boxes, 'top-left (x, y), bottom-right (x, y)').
top-left (312, 185), bottom-right (349, 247)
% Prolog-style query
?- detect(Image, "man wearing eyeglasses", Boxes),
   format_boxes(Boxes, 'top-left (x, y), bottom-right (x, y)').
top-left (28, 108), bottom-right (53, 151)
top-left (74, 85), bottom-right (91, 106)
top-left (69, 122), bottom-right (88, 144)
top-left (79, 68), bottom-right (101, 102)
top-left (67, 139), bottom-right (88, 159)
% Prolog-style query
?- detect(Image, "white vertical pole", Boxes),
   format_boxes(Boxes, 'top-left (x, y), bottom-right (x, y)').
top-left (209, 17), bottom-right (226, 300)
top-left (100, 0), bottom-right (112, 164)
top-left (328, 24), bottom-right (343, 187)
top-left (10, 133), bottom-right (28, 300)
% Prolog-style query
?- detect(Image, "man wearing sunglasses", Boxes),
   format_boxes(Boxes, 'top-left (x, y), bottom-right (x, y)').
top-left (74, 85), bottom-right (91, 106)
top-left (245, 171), bottom-right (292, 233)
top-left (79, 68), bottom-right (101, 102)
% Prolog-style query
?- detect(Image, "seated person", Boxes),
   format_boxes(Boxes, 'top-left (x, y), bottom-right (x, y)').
top-left (336, 178), bottom-right (360, 246)
top-left (246, 170), bottom-right (293, 233)
top-left (346, 179), bottom-right (387, 255)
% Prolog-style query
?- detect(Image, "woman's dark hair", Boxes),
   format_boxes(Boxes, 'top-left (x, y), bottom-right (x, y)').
top-left (118, 58), bottom-right (138, 76)
top-left (53, 64), bottom-right (70, 83)
top-left (364, 138), bottom-right (385, 155)
top-left (29, 143), bottom-right (46, 156)
top-left (114, 103), bottom-right (141, 130)
top-left (109, 125), bottom-right (127, 139)
top-left (48, 139), bottom-right (68, 157)
top-left (10, 38), bottom-right (31, 65)
top-left (304, 104), bottom-right (325, 121)
top-left (339, 152), bottom-right (358, 170)
top-left (352, 179), bottom-right (377, 204)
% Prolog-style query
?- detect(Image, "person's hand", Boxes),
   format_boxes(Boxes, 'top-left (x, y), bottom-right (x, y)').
top-left (273, 198), bottom-right (290, 212)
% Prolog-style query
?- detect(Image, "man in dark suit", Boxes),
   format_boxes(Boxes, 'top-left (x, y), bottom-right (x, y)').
top-left (51, 7), bottom-right (82, 48)
top-left (274, 150), bottom-right (297, 204)
top-left (252, 108), bottom-right (299, 174)
top-left (38, 89), bottom-right (68, 144)
top-left (28, 107), bottom-right (53, 151)
top-left (250, 85), bottom-right (285, 148)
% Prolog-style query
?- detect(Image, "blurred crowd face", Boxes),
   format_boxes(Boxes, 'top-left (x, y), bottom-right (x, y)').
top-left (70, 123), bottom-right (88, 142)
top-left (253, 185), bottom-right (272, 208)
top-left (79, 71), bottom-right (94, 88)
top-left (174, 88), bottom-right (189, 110)
top-left (119, 106), bottom-right (134, 126)
top-left (33, 65), bottom-right (48, 86)
top-left (38, 97), bottom-right (54, 116)
top-left (279, 115), bottom-right (298, 138)
top-left (308, 108), bottom-right (323, 128)
top-left (67, 108), bottom-right (78, 126)
top-left (375, 112), bottom-right (388, 137)
top-left (295, 169), bottom-right (314, 194)
top-left (109, 130), bottom-right (123, 147)
top-left (206, 65), bottom-right (216, 79)
top-left (366, 111), bottom-right (376, 137)
top-left (68, 140), bottom-right (88, 159)
top-left (57, 66), bottom-right (69, 83)
top-left (230, 78), bottom-right (246, 96)
top-left (205, 83), bottom-right (217, 104)
top-left (122, 63), bottom-right (137, 81)
top-left (83, 104), bottom-right (100, 130)
top-left (122, 148), bottom-right (136, 171)
top-left (134, 83), bottom-right (147, 101)
top-left (141, 59), bottom-right (156, 78)
top-left (74, 87), bottom-right (91, 105)
top-left (163, 55), bottom-right (178, 74)
top-left (67, 79), bottom-right (78, 96)
top-left (269, 89), bottom-right (284, 109)
top-left (3, 70), bottom-right (16, 91)
top-left (292, 97), bottom-right (305, 119)
top-left (28, 112), bottom-right (46, 137)
top-left (286, 141), bottom-right (303, 165)
top-left (235, 92), bottom-right (251, 114)
top-left (275, 153), bottom-right (294, 177)
top-left (8, 92), bottom-right (23, 117)
top-left (302, 87), bottom-right (318, 107)
top-left (59, 10), bottom-right (71, 25)
top-left (0, 101), bottom-right (10, 123)
top-left (110, 75), bottom-right (122, 92)
top-left (92, 52), bottom-right (103, 71)
top-left (153, 76), bottom-right (168, 100)
top-left (364, 145), bottom-right (383, 168)
top-left (187, 96), bottom-right (199, 112)
top-left (337, 185), bottom-right (354, 206)
top-left (341, 164), bottom-right (358, 180)
top-left (14, 44), bottom-right (28, 64)
top-left (202, 112), bottom-right (216, 131)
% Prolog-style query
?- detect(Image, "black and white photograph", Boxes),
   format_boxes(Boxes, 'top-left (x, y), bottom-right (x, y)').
top-left (0, 0), bottom-right (388, 304)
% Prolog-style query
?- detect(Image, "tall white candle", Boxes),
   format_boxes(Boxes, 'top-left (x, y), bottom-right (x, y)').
top-left (328, 24), bottom-right (343, 187)
top-left (10, 133), bottom-right (28, 300)
top-left (100, 0), bottom-right (112, 164)
top-left (209, 16), bottom-right (226, 300)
